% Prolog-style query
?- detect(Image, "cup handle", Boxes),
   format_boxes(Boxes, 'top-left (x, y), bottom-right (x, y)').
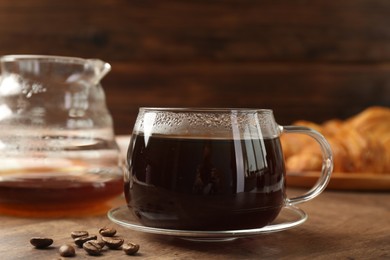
top-left (281, 125), bottom-right (334, 205)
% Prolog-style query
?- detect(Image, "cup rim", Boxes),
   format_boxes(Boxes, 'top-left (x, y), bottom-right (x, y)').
top-left (139, 107), bottom-right (273, 114)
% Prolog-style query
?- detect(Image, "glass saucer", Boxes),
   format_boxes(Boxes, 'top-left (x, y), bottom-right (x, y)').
top-left (107, 205), bottom-right (308, 242)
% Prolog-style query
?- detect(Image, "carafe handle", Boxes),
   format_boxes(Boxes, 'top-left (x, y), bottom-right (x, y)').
top-left (281, 125), bottom-right (333, 205)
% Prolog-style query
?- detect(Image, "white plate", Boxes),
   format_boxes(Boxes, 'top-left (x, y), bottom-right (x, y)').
top-left (108, 205), bottom-right (308, 242)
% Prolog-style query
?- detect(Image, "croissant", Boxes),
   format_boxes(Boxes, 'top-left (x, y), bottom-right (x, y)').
top-left (281, 106), bottom-right (390, 174)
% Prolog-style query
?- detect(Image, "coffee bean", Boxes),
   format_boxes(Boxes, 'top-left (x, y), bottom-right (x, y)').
top-left (90, 239), bottom-right (105, 248)
top-left (30, 237), bottom-right (53, 249)
top-left (74, 235), bottom-right (97, 248)
top-left (83, 240), bottom-right (102, 256)
top-left (123, 242), bottom-right (140, 255)
top-left (59, 244), bottom-right (75, 257)
top-left (88, 239), bottom-right (104, 249)
top-left (30, 228), bottom-right (142, 257)
top-left (70, 230), bottom-right (88, 239)
top-left (101, 236), bottom-right (124, 249)
top-left (99, 227), bottom-right (117, 237)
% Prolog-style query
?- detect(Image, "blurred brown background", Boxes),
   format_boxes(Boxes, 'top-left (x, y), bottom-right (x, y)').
top-left (1, 0), bottom-right (389, 134)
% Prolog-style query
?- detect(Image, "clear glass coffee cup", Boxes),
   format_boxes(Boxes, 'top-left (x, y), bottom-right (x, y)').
top-left (125, 108), bottom-right (333, 231)
top-left (0, 55), bottom-right (123, 216)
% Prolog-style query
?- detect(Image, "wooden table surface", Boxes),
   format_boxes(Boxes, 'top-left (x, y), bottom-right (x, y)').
top-left (0, 188), bottom-right (389, 260)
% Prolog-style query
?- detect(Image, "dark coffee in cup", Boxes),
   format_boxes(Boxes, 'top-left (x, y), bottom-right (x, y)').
top-left (125, 134), bottom-right (286, 231)
top-left (125, 108), bottom-right (333, 231)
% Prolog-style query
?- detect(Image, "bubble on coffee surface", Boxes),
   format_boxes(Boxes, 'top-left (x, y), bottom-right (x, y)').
top-left (134, 108), bottom-right (280, 139)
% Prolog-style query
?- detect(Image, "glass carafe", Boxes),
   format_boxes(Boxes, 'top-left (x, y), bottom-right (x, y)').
top-left (0, 55), bottom-right (123, 216)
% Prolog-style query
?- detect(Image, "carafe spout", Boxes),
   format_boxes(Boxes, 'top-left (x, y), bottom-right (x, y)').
top-left (87, 59), bottom-right (111, 85)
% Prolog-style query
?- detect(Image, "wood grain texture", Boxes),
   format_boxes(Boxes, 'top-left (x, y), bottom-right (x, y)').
top-left (1, 0), bottom-right (390, 62)
top-left (0, 190), bottom-right (389, 259)
top-left (0, 0), bottom-right (389, 133)
top-left (104, 62), bottom-right (390, 133)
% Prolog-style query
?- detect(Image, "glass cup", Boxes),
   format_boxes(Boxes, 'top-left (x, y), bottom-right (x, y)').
top-left (125, 108), bottom-right (333, 231)
top-left (0, 55), bottom-right (123, 216)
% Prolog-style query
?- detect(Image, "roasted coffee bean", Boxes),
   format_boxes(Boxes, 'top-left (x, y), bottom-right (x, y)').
top-left (101, 236), bottom-right (124, 249)
top-left (70, 230), bottom-right (89, 239)
top-left (99, 227), bottom-right (117, 237)
top-left (87, 240), bottom-right (104, 249)
top-left (83, 240), bottom-right (102, 256)
top-left (89, 239), bottom-right (105, 248)
top-left (59, 244), bottom-right (76, 257)
top-left (30, 237), bottom-right (53, 249)
top-left (74, 235), bottom-right (97, 248)
top-left (123, 242), bottom-right (140, 255)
